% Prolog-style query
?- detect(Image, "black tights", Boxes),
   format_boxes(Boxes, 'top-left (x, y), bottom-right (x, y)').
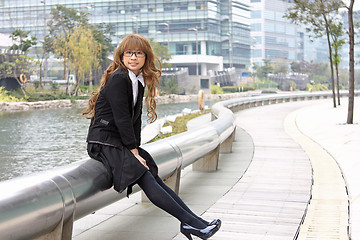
top-left (137, 171), bottom-right (208, 229)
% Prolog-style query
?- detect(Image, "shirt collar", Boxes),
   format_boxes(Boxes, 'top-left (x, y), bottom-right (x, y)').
top-left (128, 69), bottom-right (145, 87)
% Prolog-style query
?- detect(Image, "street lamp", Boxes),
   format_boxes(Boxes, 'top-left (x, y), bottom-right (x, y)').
top-left (159, 23), bottom-right (170, 49)
top-left (188, 27), bottom-right (198, 76)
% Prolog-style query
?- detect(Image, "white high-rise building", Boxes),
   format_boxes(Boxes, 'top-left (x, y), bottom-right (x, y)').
top-left (250, 0), bottom-right (329, 67)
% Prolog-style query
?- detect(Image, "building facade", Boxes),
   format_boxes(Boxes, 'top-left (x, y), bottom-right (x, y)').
top-left (0, 0), bottom-right (251, 76)
top-left (250, 0), bottom-right (329, 67)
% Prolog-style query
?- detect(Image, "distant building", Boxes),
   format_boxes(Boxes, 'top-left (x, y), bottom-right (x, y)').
top-left (0, 0), bottom-right (252, 76)
top-left (0, 33), bottom-right (13, 50)
top-left (340, 10), bottom-right (360, 69)
top-left (250, 0), bottom-right (329, 67)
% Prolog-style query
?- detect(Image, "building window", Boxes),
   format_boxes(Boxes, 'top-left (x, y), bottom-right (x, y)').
top-left (288, 51), bottom-right (295, 60)
top-left (200, 78), bottom-right (209, 89)
top-left (264, 10), bottom-right (275, 20)
top-left (252, 49), bottom-right (262, 58)
top-left (265, 23), bottom-right (274, 32)
top-left (252, 36), bottom-right (262, 45)
top-left (251, 10), bottom-right (261, 19)
top-left (251, 23), bottom-right (261, 32)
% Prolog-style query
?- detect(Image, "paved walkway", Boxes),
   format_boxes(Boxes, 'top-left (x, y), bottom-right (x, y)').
top-left (73, 97), bottom-right (359, 240)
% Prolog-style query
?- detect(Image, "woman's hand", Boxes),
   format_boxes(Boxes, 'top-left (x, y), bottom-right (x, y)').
top-left (130, 148), bottom-right (149, 170)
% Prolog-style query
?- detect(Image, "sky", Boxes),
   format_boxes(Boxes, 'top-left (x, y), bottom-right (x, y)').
top-left (343, 0), bottom-right (360, 10)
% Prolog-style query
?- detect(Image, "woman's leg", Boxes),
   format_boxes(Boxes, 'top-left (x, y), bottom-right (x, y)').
top-left (137, 171), bottom-right (207, 229)
top-left (154, 176), bottom-right (209, 225)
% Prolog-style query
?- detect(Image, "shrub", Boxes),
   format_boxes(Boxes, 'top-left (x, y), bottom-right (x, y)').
top-left (50, 82), bottom-right (59, 92)
top-left (33, 81), bottom-right (40, 89)
top-left (307, 83), bottom-right (328, 91)
top-left (255, 80), bottom-right (278, 89)
top-left (211, 84), bottom-right (224, 94)
top-left (239, 83), bottom-right (255, 92)
top-left (261, 89), bottom-right (278, 94)
top-left (0, 87), bottom-right (22, 102)
top-left (222, 86), bottom-right (238, 93)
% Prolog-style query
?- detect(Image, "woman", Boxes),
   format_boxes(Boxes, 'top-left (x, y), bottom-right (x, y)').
top-left (83, 34), bottom-right (220, 240)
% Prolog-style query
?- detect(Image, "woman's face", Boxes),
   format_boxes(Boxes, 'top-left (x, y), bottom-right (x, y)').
top-left (122, 49), bottom-right (146, 75)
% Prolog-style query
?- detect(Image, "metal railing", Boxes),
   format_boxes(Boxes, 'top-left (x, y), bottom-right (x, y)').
top-left (0, 91), bottom-right (358, 240)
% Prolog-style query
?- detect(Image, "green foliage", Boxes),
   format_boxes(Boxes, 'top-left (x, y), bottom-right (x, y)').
top-left (148, 38), bottom-right (172, 68)
top-left (161, 77), bottom-right (181, 95)
top-left (307, 83), bottom-right (328, 91)
top-left (77, 84), bottom-right (90, 94)
top-left (0, 54), bottom-right (39, 97)
top-left (261, 89), bottom-right (278, 94)
top-left (284, 0), bottom-right (342, 39)
top-left (18, 87), bottom-right (88, 102)
top-left (50, 82), bottom-right (59, 92)
top-left (47, 4), bottom-right (113, 90)
top-left (9, 29), bottom-right (37, 53)
top-left (254, 80), bottom-right (278, 89)
top-left (290, 61), bottom-right (301, 73)
top-left (68, 26), bottom-right (102, 95)
top-left (33, 81), bottom-right (40, 89)
top-left (311, 74), bottom-right (329, 84)
top-left (222, 86), bottom-right (238, 93)
top-left (90, 23), bottom-right (114, 66)
top-left (239, 83), bottom-right (255, 92)
top-left (150, 109), bottom-right (211, 142)
top-left (211, 84), bottom-right (224, 94)
top-left (0, 87), bottom-right (22, 102)
top-left (273, 59), bottom-right (289, 74)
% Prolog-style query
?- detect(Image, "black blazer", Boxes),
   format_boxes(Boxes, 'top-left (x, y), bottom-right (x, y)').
top-left (87, 69), bottom-right (144, 150)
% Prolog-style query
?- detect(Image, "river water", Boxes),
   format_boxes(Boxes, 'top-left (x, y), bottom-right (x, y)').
top-left (0, 101), bottom-right (215, 182)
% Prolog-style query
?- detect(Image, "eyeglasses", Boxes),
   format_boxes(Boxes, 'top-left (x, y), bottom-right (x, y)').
top-left (123, 50), bottom-right (146, 58)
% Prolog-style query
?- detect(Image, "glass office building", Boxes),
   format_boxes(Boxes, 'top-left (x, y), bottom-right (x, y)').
top-left (250, 0), bottom-right (329, 67)
top-left (0, 0), bottom-right (251, 75)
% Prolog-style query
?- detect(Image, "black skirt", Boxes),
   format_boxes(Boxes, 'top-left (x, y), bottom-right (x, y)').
top-left (87, 143), bottom-right (159, 196)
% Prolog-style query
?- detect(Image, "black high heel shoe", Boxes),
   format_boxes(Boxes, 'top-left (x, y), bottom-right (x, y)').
top-left (209, 219), bottom-right (222, 230)
top-left (180, 222), bottom-right (219, 240)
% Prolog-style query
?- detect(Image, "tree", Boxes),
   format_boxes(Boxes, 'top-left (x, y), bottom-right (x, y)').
top-left (0, 30), bottom-right (38, 97)
top-left (67, 25), bottom-right (101, 95)
top-left (345, 0), bottom-right (355, 124)
top-left (290, 61), bottom-right (302, 73)
top-left (285, 0), bottom-right (342, 108)
top-left (259, 59), bottom-right (273, 79)
top-left (330, 21), bottom-right (345, 105)
top-left (47, 5), bottom-right (114, 93)
top-left (89, 23), bottom-right (114, 84)
top-left (250, 62), bottom-right (260, 82)
top-left (9, 30), bottom-right (37, 53)
top-left (148, 38), bottom-right (172, 68)
top-left (273, 59), bottom-right (289, 74)
top-left (47, 4), bottom-right (88, 94)
top-left (0, 54), bottom-right (39, 97)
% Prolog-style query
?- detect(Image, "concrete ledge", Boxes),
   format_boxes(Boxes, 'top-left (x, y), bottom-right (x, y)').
top-left (192, 145), bottom-right (220, 172)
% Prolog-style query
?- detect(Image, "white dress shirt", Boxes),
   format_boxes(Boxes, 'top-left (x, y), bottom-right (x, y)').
top-left (128, 70), bottom-right (145, 106)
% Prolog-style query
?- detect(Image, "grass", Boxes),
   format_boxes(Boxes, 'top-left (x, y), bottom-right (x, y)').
top-left (150, 109), bottom-right (211, 142)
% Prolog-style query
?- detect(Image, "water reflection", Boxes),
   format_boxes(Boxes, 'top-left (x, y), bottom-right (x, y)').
top-left (0, 101), bottom-right (214, 181)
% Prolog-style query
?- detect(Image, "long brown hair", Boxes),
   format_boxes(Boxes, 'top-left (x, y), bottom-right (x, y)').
top-left (83, 34), bottom-right (161, 123)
